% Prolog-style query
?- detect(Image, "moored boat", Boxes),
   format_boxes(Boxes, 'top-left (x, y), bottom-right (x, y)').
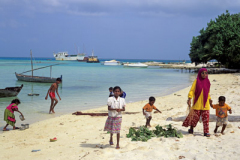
top-left (0, 84), bottom-right (23, 98)
top-left (87, 50), bottom-right (100, 63)
top-left (123, 63), bottom-right (148, 68)
top-left (103, 60), bottom-right (121, 66)
top-left (15, 50), bottom-right (62, 83)
top-left (54, 52), bottom-right (86, 61)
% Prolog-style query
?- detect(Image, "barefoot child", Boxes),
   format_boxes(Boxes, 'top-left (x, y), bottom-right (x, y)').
top-left (45, 78), bottom-right (62, 114)
top-left (143, 96), bottom-right (161, 127)
top-left (104, 86), bottom-right (126, 149)
top-left (3, 99), bottom-right (24, 131)
top-left (210, 96), bottom-right (232, 135)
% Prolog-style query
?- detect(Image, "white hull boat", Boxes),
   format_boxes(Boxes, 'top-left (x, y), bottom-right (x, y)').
top-left (54, 52), bottom-right (85, 61)
top-left (123, 63), bottom-right (148, 68)
top-left (103, 60), bottom-right (121, 66)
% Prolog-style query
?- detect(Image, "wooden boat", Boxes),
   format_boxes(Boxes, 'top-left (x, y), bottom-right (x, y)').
top-left (0, 84), bottom-right (23, 98)
top-left (15, 50), bottom-right (62, 83)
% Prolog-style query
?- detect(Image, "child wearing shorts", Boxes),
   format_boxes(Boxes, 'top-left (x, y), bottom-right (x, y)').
top-left (210, 96), bottom-right (232, 135)
top-left (143, 96), bottom-right (161, 127)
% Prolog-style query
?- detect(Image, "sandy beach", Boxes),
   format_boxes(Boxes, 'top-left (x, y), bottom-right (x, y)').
top-left (1, 74), bottom-right (240, 160)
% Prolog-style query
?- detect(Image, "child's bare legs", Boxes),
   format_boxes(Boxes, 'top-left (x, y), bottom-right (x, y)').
top-left (51, 98), bottom-right (58, 113)
top-left (109, 133), bottom-right (113, 145)
top-left (148, 116), bottom-right (152, 127)
top-left (145, 118), bottom-right (148, 127)
top-left (214, 125), bottom-right (219, 133)
top-left (116, 133), bottom-right (120, 149)
top-left (3, 124), bottom-right (9, 131)
top-left (49, 99), bottom-right (54, 114)
top-left (221, 124), bottom-right (227, 135)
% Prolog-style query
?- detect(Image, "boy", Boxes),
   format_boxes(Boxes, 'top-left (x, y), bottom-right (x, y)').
top-left (210, 96), bottom-right (232, 135)
top-left (45, 78), bottom-right (62, 114)
top-left (143, 96), bottom-right (161, 127)
top-left (109, 87), bottom-right (114, 97)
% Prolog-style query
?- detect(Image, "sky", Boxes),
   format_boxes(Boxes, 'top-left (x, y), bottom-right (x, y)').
top-left (0, 0), bottom-right (240, 60)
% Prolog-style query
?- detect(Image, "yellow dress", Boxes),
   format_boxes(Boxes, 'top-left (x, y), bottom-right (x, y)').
top-left (188, 79), bottom-right (211, 110)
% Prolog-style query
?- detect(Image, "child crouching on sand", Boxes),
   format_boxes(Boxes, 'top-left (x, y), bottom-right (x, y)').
top-left (3, 99), bottom-right (24, 131)
top-left (143, 96), bottom-right (161, 127)
top-left (210, 96), bottom-right (232, 135)
top-left (104, 86), bottom-right (126, 149)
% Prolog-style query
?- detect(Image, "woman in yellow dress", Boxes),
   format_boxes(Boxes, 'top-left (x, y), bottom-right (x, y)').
top-left (182, 68), bottom-right (211, 137)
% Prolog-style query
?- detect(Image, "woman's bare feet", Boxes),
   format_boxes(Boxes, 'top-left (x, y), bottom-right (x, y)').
top-left (52, 109), bottom-right (55, 113)
top-left (221, 132), bottom-right (225, 135)
top-left (3, 128), bottom-right (9, 131)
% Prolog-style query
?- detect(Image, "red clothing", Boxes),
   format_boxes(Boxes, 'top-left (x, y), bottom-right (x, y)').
top-left (49, 92), bottom-right (56, 99)
top-left (183, 110), bottom-right (210, 133)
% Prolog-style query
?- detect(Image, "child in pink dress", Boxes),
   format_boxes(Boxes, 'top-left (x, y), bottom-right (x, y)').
top-left (3, 99), bottom-right (24, 131)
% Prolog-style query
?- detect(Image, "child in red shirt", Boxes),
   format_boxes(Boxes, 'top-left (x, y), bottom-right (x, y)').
top-left (143, 97), bottom-right (161, 127)
top-left (210, 96), bottom-right (232, 135)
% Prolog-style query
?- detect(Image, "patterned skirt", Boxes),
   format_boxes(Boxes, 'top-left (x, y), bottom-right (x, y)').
top-left (104, 116), bottom-right (122, 134)
top-left (4, 109), bottom-right (16, 126)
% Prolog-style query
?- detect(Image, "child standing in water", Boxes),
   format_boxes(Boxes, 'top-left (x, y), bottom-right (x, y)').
top-left (3, 99), bottom-right (24, 131)
top-left (143, 97), bottom-right (162, 127)
top-left (45, 78), bottom-right (62, 114)
top-left (210, 96), bottom-right (232, 135)
top-left (104, 86), bottom-right (126, 149)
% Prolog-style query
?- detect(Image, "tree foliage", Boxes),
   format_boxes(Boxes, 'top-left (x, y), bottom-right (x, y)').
top-left (189, 10), bottom-right (240, 68)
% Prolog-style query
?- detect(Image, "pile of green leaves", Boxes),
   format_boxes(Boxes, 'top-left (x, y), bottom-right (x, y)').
top-left (126, 124), bottom-right (183, 142)
top-left (154, 124), bottom-right (183, 138)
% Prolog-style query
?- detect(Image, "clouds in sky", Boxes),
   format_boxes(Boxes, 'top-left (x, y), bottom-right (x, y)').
top-left (0, 0), bottom-right (240, 59)
top-left (1, 0), bottom-right (240, 17)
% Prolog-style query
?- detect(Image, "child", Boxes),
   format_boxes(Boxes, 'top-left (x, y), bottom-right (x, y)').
top-left (45, 78), bottom-right (62, 114)
top-left (120, 90), bottom-right (126, 99)
top-left (143, 96), bottom-right (161, 127)
top-left (210, 96), bottom-right (232, 135)
top-left (109, 87), bottom-right (114, 97)
top-left (3, 99), bottom-right (24, 131)
top-left (104, 86), bottom-right (126, 149)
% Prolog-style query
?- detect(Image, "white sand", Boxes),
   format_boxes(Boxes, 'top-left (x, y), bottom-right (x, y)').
top-left (1, 74), bottom-right (240, 160)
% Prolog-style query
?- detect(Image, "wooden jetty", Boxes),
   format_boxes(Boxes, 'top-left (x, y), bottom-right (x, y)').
top-left (0, 84), bottom-right (23, 98)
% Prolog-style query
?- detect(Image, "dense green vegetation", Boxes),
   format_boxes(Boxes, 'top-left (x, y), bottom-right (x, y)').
top-left (189, 10), bottom-right (240, 69)
top-left (126, 124), bottom-right (183, 142)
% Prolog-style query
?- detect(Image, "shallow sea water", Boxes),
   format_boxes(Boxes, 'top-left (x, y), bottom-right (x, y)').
top-left (0, 58), bottom-right (196, 129)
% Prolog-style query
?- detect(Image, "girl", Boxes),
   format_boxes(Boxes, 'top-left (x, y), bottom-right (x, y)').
top-left (104, 86), bottom-right (126, 149)
top-left (3, 99), bottom-right (24, 131)
top-left (182, 68), bottom-right (211, 137)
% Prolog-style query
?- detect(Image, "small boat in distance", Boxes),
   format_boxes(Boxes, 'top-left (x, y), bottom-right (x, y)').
top-left (0, 84), bottom-right (23, 98)
top-left (103, 60), bottom-right (121, 66)
top-left (123, 63), bottom-right (148, 68)
top-left (15, 50), bottom-right (62, 83)
top-left (54, 52), bottom-right (87, 61)
top-left (87, 50), bottom-right (100, 63)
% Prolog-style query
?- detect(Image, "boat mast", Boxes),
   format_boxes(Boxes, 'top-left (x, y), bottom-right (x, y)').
top-left (30, 50), bottom-right (33, 77)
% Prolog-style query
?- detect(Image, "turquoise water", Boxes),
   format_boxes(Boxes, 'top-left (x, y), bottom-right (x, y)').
top-left (0, 58), bottom-right (196, 129)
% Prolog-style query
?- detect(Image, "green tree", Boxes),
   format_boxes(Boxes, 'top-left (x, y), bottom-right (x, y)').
top-left (189, 10), bottom-right (240, 69)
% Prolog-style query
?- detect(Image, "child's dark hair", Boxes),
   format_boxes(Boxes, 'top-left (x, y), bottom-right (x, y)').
top-left (219, 96), bottom-right (226, 102)
top-left (113, 86), bottom-right (122, 92)
top-left (109, 87), bottom-right (113, 90)
top-left (11, 99), bottom-right (21, 104)
top-left (56, 78), bottom-right (62, 82)
top-left (149, 96), bottom-right (155, 101)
